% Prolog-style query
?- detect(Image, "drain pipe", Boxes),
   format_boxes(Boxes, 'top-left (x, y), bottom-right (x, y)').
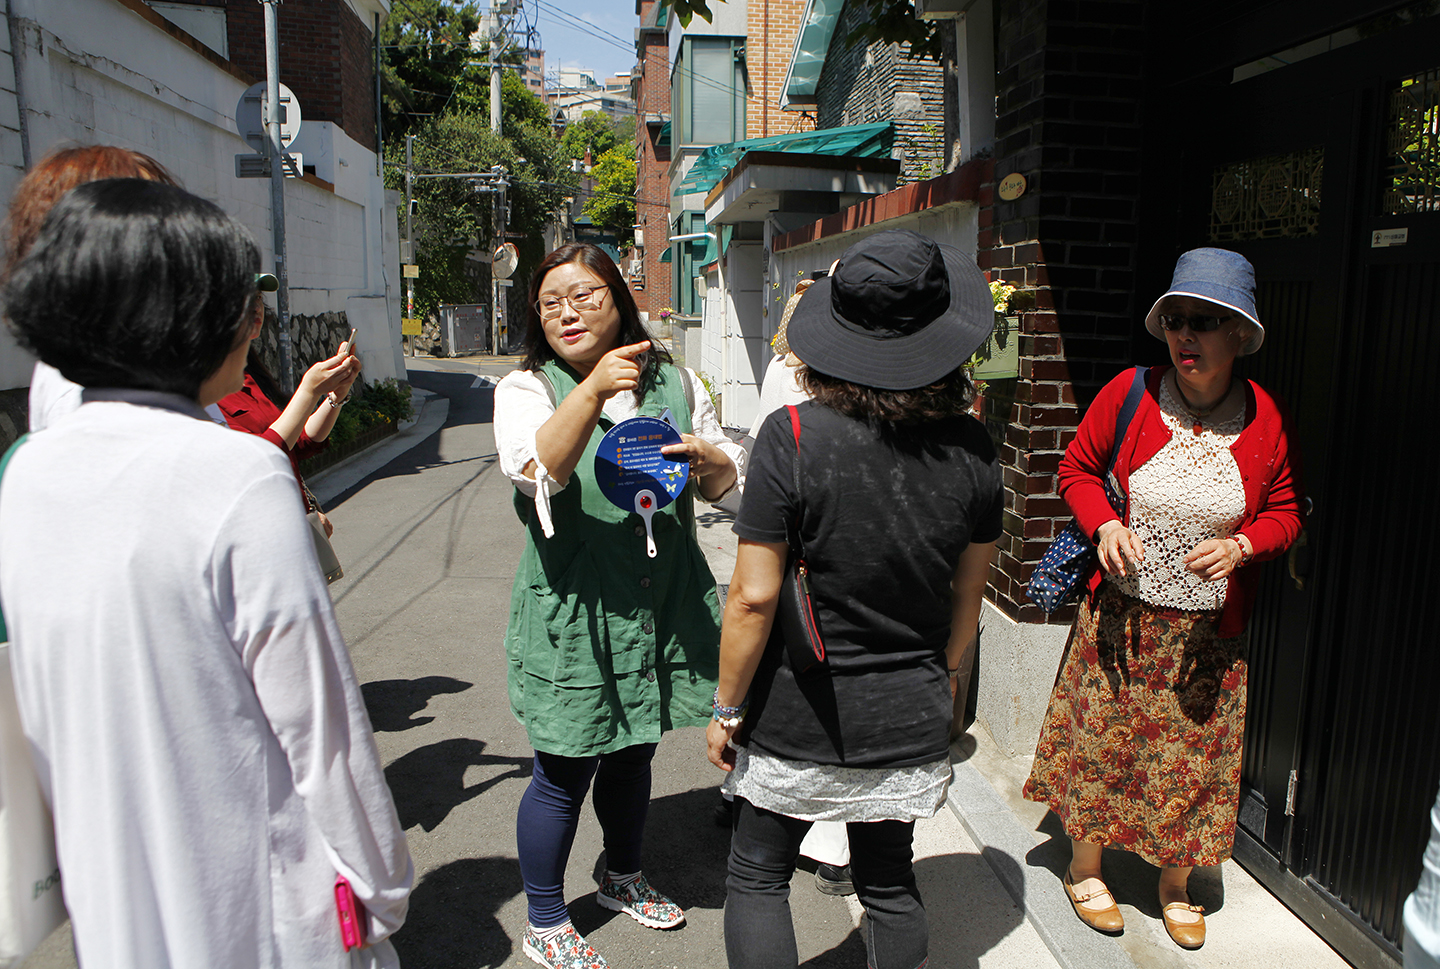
top-left (6, 0), bottom-right (32, 169)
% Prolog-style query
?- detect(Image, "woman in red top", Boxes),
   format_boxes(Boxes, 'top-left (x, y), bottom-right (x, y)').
top-left (219, 323), bottom-right (360, 534)
top-left (1023, 248), bottom-right (1304, 950)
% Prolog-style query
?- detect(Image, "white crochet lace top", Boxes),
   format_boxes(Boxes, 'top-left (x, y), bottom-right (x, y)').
top-left (1111, 378), bottom-right (1247, 612)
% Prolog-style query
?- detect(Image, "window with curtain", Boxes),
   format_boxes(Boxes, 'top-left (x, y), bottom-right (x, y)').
top-left (672, 36), bottom-right (746, 146)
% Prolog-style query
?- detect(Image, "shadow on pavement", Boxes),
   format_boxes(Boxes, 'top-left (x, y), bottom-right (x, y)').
top-left (392, 855), bottom-right (522, 969)
top-left (385, 738), bottom-right (532, 832)
top-left (406, 369), bottom-right (496, 428)
top-left (362, 676), bottom-right (473, 732)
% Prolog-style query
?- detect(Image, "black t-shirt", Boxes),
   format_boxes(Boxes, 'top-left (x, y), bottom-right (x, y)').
top-left (734, 400), bottom-right (1003, 768)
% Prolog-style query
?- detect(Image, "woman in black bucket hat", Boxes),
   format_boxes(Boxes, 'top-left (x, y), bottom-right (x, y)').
top-left (706, 229), bottom-right (1004, 969)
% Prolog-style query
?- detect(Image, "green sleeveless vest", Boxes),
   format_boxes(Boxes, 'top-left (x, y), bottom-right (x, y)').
top-left (503, 361), bottom-right (722, 756)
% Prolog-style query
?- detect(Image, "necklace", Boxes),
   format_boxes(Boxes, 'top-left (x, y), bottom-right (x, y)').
top-left (1173, 376), bottom-right (1230, 436)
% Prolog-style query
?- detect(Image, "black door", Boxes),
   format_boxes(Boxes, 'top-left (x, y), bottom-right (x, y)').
top-left (1160, 12), bottom-right (1440, 967)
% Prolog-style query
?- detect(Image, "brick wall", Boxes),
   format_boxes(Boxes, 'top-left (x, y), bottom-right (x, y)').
top-left (977, 0), bottom-right (1145, 622)
top-left (224, 0), bottom-right (376, 152)
top-left (632, 1), bottom-right (672, 321)
top-left (815, 3), bottom-right (945, 184)
top-left (745, 0), bottom-right (807, 140)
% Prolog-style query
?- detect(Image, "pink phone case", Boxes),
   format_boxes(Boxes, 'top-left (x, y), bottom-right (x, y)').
top-left (335, 874), bottom-right (366, 951)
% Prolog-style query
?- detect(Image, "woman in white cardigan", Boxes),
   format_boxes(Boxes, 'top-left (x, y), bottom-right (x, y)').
top-left (0, 179), bottom-right (412, 968)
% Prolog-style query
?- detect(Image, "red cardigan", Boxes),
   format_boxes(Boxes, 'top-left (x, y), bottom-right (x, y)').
top-left (218, 374), bottom-right (327, 507)
top-left (1057, 366), bottom-right (1305, 637)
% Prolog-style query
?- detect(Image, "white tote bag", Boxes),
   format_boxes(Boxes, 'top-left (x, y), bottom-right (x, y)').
top-left (0, 643), bottom-right (64, 966)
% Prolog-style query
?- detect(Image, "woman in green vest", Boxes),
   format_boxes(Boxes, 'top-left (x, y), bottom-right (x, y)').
top-left (494, 244), bottom-right (743, 969)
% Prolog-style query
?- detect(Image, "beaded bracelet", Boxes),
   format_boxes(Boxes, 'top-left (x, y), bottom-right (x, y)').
top-left (712, 688), bottom-right (747, 727)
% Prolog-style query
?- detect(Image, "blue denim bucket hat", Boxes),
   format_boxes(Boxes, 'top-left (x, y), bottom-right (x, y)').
top-left (1144, 247), bottom-right (1264, 355)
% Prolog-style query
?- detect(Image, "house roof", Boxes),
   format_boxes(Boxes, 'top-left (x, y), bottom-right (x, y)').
top-left (672, 121), bottom-right (893, 197)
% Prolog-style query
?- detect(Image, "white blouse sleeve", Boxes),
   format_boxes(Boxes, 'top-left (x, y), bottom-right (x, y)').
top-left (684, 367), bottom-right (746, 502)
top-left (222, 469), bottom-right (414, 941)
top-left (494, 369), bottom-right (566, 538)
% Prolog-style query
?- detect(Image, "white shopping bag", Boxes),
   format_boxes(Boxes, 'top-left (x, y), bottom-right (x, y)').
top-left (0, 643), bottom-right (64, 966)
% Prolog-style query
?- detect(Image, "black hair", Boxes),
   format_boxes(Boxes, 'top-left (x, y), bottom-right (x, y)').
top-left (801, 365), bottom-right (977, 427)
top-left (521, 243), bottom-right (672, 400)
top-left (3, 179), bottom-right (259, 399)
top-left (245, 347), bottom-right (288, 410)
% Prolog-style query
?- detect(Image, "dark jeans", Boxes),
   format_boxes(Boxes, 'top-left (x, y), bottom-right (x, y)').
top-left (516, 743), bottom-right (657, 928)
top-left (724, 798), bottom-right (927, 969)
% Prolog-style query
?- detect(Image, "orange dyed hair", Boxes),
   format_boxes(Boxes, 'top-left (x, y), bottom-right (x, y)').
top-left (4, 145), bottom-right (178, 273)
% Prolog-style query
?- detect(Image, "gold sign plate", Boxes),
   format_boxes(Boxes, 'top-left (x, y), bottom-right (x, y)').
top-left (998, 173), bottom-right (1027, 201)
top-left (402, 264), bottom-right (420, 278)
top-left (401, 317), bottom-right (422, 335)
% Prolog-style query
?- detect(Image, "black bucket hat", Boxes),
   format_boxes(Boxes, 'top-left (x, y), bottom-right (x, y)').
top-left (786, 229), bottom-right (993, 390)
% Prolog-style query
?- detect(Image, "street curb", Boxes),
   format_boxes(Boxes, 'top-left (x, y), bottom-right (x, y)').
top-left (308, 388), bottom-right (449, 506)
top-left (947, 754), bottom-right (1142, 969)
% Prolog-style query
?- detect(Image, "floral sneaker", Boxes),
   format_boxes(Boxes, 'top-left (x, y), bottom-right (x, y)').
top-left (595, 873), bottom-right (686, 929)
top-left (522, 922), bottom-right (609, 969)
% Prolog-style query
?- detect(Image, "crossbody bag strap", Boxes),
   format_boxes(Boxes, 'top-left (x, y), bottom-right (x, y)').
top-left (783, 405), bottom-right (805, 560)
top-left (1106, 365), bottom-right (1149, 477)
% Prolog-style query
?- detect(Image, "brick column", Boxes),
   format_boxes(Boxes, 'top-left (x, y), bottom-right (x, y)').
top-left (978, 0), bottom-right (1145, 624)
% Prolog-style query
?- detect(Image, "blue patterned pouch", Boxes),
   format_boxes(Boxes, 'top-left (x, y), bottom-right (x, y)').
top-left (1026, 368), bottom-right (1147, 612)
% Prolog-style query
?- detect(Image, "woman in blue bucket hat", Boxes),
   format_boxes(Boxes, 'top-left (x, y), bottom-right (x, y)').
top-left (1023, 248), bottom-right (1305, 949)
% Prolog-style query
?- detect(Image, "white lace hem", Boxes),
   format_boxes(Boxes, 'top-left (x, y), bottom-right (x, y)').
top-left (722, 746), bottom-right (951, 822)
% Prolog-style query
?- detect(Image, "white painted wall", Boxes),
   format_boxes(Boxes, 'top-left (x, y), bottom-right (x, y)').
top-left (0, 0), bottom-right (403, 391)
top-left (719, 241), bottom-right (765, 429)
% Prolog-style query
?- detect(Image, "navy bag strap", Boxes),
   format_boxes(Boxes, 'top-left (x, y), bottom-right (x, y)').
top-left (1106, 366), bottom-right (1149, 478)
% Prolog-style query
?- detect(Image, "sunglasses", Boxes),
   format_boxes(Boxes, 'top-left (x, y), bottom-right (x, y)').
top-left (1158, 313), bottom-right (1230, 333)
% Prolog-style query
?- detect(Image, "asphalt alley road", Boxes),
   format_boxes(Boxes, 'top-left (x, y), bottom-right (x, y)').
top-left (23, 354), bottom-right (1052, 969)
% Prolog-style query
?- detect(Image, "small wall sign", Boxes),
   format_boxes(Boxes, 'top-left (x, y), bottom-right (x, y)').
top-left (1371, 228), bottom-right (1409, 248)
top-left (998, 173), bottom-right (1027, 202)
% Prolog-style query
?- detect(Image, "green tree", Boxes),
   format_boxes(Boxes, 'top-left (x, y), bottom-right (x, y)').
top-left (562, 111), bottom-right (623, 160)
top-left (583, 146), bottom-right (637, 243)
top-left (379, 0), bottom-right (484, 142)
top-left (386, 75), bottom-right (577, 324)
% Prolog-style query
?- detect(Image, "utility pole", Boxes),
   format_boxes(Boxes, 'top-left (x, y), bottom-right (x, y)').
top-left (489, 7), bottom-right (503, 137)
top-left (260, 0), bottom-right (295, 391)
top-left (492, 165), bottom-right (508, 353)
top-left (405, 135), bottom-right (415, 356)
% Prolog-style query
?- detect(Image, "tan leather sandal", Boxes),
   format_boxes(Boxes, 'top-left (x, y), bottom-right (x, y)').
top-left (1062, 866), bottom-right (1124, 933)
top-left (1161, 899), bottom-right (1206, 949)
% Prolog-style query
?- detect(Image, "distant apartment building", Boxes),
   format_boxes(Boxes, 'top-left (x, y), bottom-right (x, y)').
top-left (519, 47), bottom-right (545, 96)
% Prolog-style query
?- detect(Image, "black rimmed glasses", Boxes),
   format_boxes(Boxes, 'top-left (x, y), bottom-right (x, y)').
top-left (536, 284), bottom-right (609, 320)
top-left (1158, 313), bottom-right (1230, 333)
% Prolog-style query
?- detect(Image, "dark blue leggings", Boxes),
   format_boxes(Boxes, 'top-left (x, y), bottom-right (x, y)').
top-left (517, 743), bottom-right (658, 928)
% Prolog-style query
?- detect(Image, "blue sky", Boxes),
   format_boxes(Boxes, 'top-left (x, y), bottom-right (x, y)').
top-left (513, 0), bottom-right (642, 84)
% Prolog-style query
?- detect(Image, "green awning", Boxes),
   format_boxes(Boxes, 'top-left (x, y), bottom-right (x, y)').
top-left (785, 0), bottom-right (844, 104)
top-left (658, 246), bottom-right (672, 263)
top-left (656, 121), bottom-right (671, 150)
top-left (673, 122), bottom-right (894, 198)
top-left (695, 233), bottom-right (719, 268)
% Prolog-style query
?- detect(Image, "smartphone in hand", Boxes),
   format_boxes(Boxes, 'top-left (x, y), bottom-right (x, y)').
top-left (342, 328), bottom-right (358, 357)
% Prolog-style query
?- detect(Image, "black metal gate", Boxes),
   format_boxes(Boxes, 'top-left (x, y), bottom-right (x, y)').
top-left (1146, 7), bottom-right (1440, 967)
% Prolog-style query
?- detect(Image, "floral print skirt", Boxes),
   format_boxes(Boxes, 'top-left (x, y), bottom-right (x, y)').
top-left (1022, 581), bottom-right (1247, 868)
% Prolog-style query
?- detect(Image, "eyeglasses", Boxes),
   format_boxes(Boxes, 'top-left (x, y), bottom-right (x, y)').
top-left (536, 285), bottom-right (609, 319)
top-left (1158, 313), bottom-right (1230, 333)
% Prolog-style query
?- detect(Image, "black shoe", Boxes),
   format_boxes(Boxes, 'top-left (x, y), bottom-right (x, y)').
top-left (814, 863), bottom-right (854, 896)
top-left (713, 796), bottom-right (734, 827)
